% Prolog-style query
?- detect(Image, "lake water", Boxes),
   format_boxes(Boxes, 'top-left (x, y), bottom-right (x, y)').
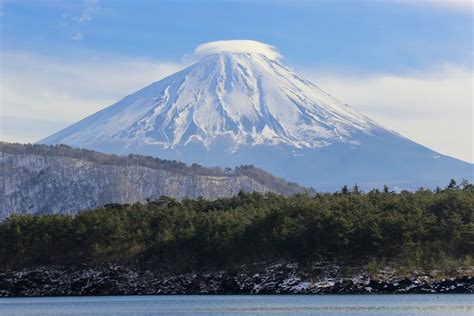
top-left (0, 294), bottom-right (473, 315)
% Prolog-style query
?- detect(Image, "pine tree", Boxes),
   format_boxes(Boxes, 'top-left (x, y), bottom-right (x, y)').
top-left (447, 179), bottom-right (458, 190)
top-left (352, 184), bottom-right (361, 194)
top-left (341, 185), bottom-right (349, 194)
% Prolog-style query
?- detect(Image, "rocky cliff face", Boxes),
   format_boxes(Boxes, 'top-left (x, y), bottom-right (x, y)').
top-left (0, 143), bottom-right (307, 219)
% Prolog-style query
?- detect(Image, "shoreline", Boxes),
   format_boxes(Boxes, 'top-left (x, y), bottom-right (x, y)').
top-left (1, 264), bottom-right (472, 297)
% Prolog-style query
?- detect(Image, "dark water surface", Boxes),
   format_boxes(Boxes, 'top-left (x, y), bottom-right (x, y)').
top-left (0, 294), bottom-right (473, 315)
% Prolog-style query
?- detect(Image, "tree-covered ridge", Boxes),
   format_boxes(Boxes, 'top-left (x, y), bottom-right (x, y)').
top-left (0, 180), bottom-right (472, 273)
top-left (0, 142), bottom-right (309, 196)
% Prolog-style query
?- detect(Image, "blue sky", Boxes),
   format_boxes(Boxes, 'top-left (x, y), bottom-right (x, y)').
top-left (3, 0), bottom-right (472, 71)
top-left (1, 0), bottom-right (473, 162)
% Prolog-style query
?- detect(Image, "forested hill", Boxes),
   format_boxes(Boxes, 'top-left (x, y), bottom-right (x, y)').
top-left (0, 142), bottom-right (309, 218)
top-left (1, 182), bottom-right (472, 273)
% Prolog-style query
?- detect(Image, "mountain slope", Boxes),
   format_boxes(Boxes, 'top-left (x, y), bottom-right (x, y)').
top-left (39, 40), bottom-right (473, 190)
top-left (0, 142), bottom-right (308, 218)
top-left (40, 52), bottom-right (380, 149)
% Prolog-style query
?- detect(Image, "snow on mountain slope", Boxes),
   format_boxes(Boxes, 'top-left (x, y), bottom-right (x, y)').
top-left (41, 41), bottom-right (382, 150)
top-left (39, 40), bottom-right (473, 190)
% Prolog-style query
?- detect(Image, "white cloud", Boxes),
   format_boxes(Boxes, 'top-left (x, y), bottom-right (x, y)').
top-left (0, 51), bottom-right (183, 142)
top-left (59, 0), bottom-right (101, 40)
top-left (72, 0), bottom-right (101, 23)
top-left (71, 33), bottom-right (83, 41)
top-left (192, 40), bottom-right (282, 61)
top-left (301, 66), bottom-right (473, 163)
top-left (397, 0), bottom-right (473, 13)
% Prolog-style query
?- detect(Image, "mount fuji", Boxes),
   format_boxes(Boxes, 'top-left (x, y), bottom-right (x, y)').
top-left (39, 40), bottom-right (473, 191)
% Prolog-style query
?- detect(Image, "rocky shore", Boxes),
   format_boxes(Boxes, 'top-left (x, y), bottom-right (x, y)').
top-left (1, 263), bottom-right (472, 296)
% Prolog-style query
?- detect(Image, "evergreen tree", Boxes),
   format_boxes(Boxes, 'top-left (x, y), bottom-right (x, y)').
top-left (447, 179), bottom-right (458, 190)
top-left (352, 184), bottom-right (361, 194)
top-left (341, 185), bottom-right (349, 194)
top-left (0, 181), bottom-right (472, 271)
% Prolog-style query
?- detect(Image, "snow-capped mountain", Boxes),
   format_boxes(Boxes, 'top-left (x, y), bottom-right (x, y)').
top-left (40, 40), bottom-right (473, 190)
top-left (41, 46), bottom-right (380, 150)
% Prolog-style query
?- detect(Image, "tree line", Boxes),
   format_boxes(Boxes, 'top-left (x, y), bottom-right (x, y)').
top-left (0, 180), bottom-right (472, 272)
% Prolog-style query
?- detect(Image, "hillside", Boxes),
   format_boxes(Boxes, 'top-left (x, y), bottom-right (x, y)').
top-left (0, 185), bottom-right (472, 295)
top-left (0, 142), bottom-right (308, 218)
